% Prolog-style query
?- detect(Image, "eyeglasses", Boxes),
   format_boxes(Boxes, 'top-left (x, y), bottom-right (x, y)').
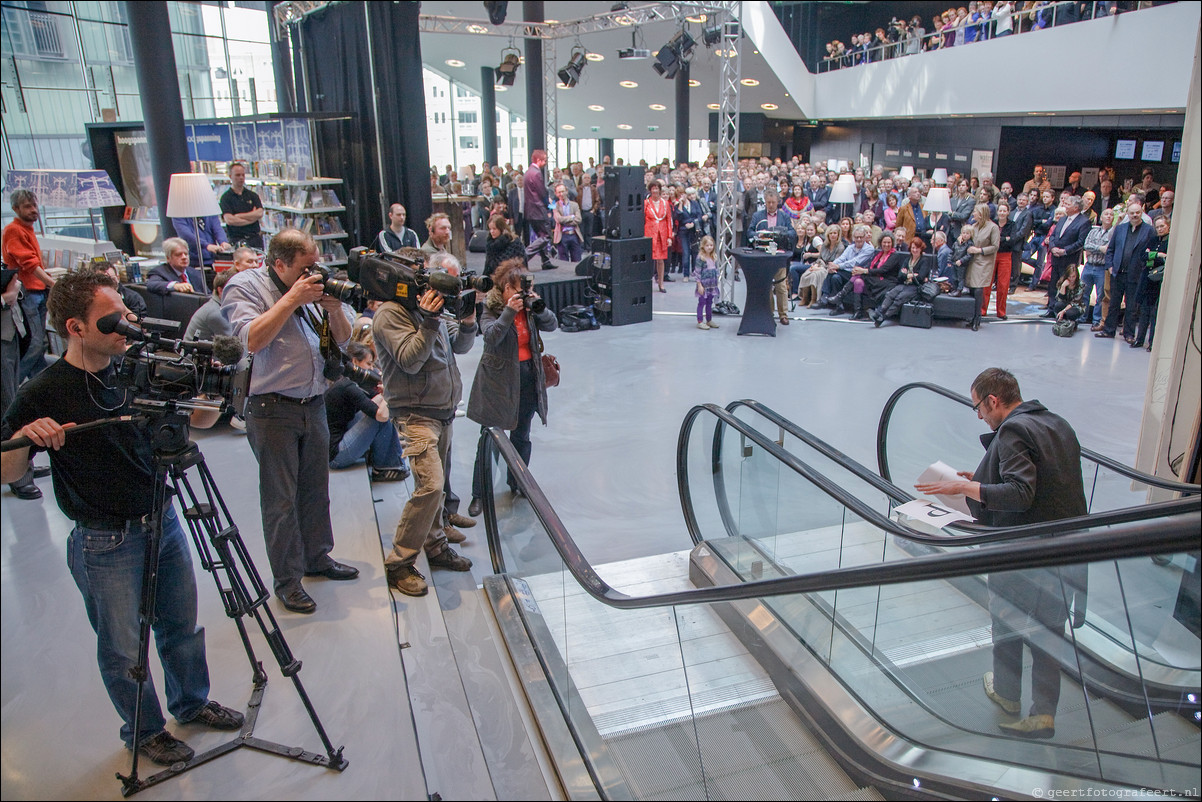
top-left (971, 396), bottom-right (989, 413)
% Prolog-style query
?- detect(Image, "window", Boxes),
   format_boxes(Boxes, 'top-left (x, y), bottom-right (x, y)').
top-left (459, 136), bottom-right (479, 149)
top-left (458, 111), bottom-right (477, 124)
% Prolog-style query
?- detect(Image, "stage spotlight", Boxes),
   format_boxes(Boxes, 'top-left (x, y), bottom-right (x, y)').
top-left (557, 48), bottom-right (587, 88)
top-left (483, 1), bottom-right (508, 25)
top-left (702, 23), bottom-right (722, 47)
top-left (652, 29), bottom-right (695, 79)
top-left (495, 48), bottom-right (521, 86)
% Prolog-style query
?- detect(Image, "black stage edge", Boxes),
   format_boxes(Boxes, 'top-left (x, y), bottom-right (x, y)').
top-left (527, 268), bottom-right (589, 316)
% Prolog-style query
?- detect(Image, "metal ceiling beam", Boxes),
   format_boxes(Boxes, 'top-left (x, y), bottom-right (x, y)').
top-left (417, 3), bottom-right (725, 39)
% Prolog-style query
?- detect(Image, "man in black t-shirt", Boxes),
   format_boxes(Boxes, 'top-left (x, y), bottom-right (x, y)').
top-left (1, 271), bottom-right (243, 767)
top-left (219, 162), bottom-right (264, 249)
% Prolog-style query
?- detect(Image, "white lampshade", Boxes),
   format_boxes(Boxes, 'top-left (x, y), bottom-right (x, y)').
top-left (835, 172), bottom-right (856, 185)
top-left (829, 180), bottom-right (855, 204)
top-left (930, 168), bottom-right (949, 186)
top-left (898, 166), bottom-right (915, 180)
top-left (923, 187), bottom-right (952, 214)
top-left (165, 173), bottom-right (221, 218)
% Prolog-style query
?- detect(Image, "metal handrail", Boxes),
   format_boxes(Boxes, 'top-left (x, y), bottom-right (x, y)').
top-left (482, 412), bottom-right (1199, 612)
top-left (875, 381), bottom-right (1201, 494)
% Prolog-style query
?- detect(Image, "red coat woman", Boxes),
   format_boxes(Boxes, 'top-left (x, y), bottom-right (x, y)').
top-left (644, 181), bottom-right (674, 292)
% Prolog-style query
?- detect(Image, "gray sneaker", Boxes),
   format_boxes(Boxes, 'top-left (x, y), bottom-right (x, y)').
top-left (387, 563), bottom-right (429, 596)
top-left (135, 731), bottom-right (195, 765)
top-left (428, 547), bottom-right (472, 571)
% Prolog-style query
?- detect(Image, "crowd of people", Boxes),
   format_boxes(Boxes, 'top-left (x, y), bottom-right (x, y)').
top-left (822, 1), bottom-right (1137, 71)
top-left (0, 141), bottom-right (1178, 768)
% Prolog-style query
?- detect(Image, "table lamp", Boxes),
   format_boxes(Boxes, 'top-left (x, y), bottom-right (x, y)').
top-left (165, 172), bottom-right (221, 294)
top-left (923, 187), bottom-right (952, 214)
top-left (930, 168), bottom-right (949, 186)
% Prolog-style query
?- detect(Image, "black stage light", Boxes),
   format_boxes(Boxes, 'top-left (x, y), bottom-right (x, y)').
top-left (702, 23), bottom-right (722, 47)
top-left (653, 29), bottom-right (696, 79)
top-left (495, 49), bottom-right (521, 86)
top-left (484, 1), bottom-right (508, 26)
top-left (557, 48), bottom-right (586, 88)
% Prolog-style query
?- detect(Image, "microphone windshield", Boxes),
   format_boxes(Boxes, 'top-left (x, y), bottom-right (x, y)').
top-left (97, 312), bottom-right (141, 337)
top-left (212, 335), bottom-right (244, 365)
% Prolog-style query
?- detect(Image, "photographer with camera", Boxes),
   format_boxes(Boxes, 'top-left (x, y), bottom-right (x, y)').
top-left (1, 270), bottom-right (244, 766)
top-left (373, 248), bottom-right (478, 597)
top-left (466, 258), bottom-right (557, 517)
top-left (221, 228), bottom-right (359, 615)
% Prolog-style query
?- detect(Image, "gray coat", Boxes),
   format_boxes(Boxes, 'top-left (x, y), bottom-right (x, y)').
top-left (373, 300), bottom-right (477, 418)
top-left (467, 289), bottom-right (557, 430)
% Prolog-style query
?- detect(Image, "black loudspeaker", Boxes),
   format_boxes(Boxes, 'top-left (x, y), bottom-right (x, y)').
top-left (574, 254), bottom-right (594, 276)
top-left (594, 280), bottom-right (653, 326)
top-left (590, 236), bottom-right (652, 285)
top-left (468, 230), bottom-right (488, 253)
top-left (602, 166), bottom-right (646, 240)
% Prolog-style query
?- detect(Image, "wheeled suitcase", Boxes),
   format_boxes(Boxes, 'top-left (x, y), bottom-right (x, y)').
top-left (899, 301), bottom-right (934, 329)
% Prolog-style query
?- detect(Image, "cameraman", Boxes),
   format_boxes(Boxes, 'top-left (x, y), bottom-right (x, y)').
top-left (1, 270), bottom-right (243, 766)
top-left (221, 228), bottom-right (358, 615)
top-left (373, 248), bottom-right (478, 597)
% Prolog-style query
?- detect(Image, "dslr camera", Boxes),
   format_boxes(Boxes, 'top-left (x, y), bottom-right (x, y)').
top-left (519, 274), bottom-right (546, 314)
top-left (346, 247), bottom-right (492, 319)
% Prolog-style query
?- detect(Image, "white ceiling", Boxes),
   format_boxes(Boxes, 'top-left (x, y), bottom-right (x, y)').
top-left (416, 1), bottom-right (804, 140)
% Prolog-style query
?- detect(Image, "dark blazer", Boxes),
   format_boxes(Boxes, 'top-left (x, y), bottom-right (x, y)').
top-left (146, 263), bottom-right (206, 296)
top-left (1104, 219), bottom-right (1158, 280)
top-left (864, 250), bottom-right (905, 301)
top-left (1047, 213), bottom-right (1090, 271)
top-left (746, 209), bottom-right (796, 249)
top-left (808, 185), bottom-right (831, 213)
top-left (523, 165), bottom-right (550, 225)
top-left (1009, 207), bottom-right (1034, 253)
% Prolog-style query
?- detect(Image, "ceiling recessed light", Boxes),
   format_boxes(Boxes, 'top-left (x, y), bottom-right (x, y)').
top-left (585, 52), bottom-right (604, 61)
top-left (741, 78), bottom-right (760, 87)
top-left (761, 103), bottom-right (778, 110)
top-left (707, 103), bottom-right (720, 110)
top-left (466, 24), bottom-right (488, 34)
top-left (562, 124), bottom-right (575, 130)
top-left (445, 59), bottom-right (464, 68)
top-left (784, 93), bottom-right (790, 98)
top-left (617, 123), bottom-right (632, 130)
top-left (686, 14), bottom-right (707, 23)
top-left (620, 80), bottom-right (638, 88)
top-left (544, 19), bottom-right (559, 24)
top-left (688, 79), bottom-right (700, 87)
top-left (588, 104), bottom-right (605, 111)
top-left (753, 50), bottom-right (759, 55)
top-left (649, 103), bottom-right (666, 110)
top-left (556, 82), bottom-right (569, 89)
top-left (495, 85), bottom-right (508, 92)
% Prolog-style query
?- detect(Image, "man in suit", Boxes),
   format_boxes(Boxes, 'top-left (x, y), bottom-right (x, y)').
top-left (1091, 178), bottom-right (1121, 217)
top-left (146, 237), bottom-right (206, 296)
top-left (1043, 195), bottom-right (1090, 309)
top-left (893, 186), bottom-right (925, 247)
top-left (523, 150), bottom-right (554, 269)
top-left (1007, 191), bottom-right (1035, 292)
top-left (1097, 199), bottom-right (1157, 342)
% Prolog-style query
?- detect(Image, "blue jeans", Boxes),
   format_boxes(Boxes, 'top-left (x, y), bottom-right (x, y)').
top-left (1079, 264), bottom-right (1105, 323)
top-left (18, 289), bottom-right (49, 382)
top-left (67, 505), bottom-right (210, 747)
top-left (329, 411), bottom-right (405, 470)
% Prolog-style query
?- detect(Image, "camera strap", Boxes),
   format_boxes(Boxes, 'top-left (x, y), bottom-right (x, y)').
top-left (269, 266), bottom-right (334, 355)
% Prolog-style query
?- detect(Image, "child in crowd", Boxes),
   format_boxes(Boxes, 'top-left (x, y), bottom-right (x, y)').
top-left (695, 236), bottom-right (720, 330)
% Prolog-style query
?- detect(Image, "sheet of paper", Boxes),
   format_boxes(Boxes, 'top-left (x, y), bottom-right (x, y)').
top-left (916, 460), bottom-right (973, 515)
top-left (895, 498), bottom-right (974, 530)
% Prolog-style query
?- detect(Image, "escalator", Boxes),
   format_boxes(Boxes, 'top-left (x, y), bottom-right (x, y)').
top-left (475, 387), bottom-right (1200, 800)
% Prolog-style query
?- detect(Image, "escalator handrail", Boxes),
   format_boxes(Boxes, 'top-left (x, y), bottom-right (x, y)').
top-left (723, 397), bottom-right (1198, 542)
top-left (484, 418), bottom-right (1199, 612)
top-left (876, 381), bottom-right (1202, 494)
top-left (680, 402), bottom-right (1198, 548)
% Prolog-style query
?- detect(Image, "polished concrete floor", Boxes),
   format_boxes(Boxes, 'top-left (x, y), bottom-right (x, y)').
top-left (0, 261), bottom-right (1159, 800)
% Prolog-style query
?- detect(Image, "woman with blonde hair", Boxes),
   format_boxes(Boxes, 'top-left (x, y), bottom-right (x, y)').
top-left (965, 203), bottom-right (1000, 331)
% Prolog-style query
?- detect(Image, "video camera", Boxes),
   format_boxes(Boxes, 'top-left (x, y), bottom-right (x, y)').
top-left (751, 226), bottom-right (798, 255)
top-left (345, 247), bottom-right (492, 319)
top-left (96, 312), bottom-right (247, 413)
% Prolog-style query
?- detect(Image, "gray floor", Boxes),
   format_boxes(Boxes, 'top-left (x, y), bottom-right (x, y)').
top-left (1, 256), bottom-right (1158, 800)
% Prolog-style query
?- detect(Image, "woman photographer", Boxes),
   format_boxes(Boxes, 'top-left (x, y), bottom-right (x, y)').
top-left (466, 258), bottom-right (558, 516)
top-left (325, 341), bottom-right (409, 482)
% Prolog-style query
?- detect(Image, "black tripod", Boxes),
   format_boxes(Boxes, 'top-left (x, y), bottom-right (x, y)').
top-left (117, 407), bottom-right (348, 796)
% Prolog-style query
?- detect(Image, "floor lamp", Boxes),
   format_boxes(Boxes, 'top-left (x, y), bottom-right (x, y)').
top-left (165, 173), bottom-right (221, 295)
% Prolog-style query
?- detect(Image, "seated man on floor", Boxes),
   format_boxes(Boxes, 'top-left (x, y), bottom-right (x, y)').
top-left (326, 341), bottom-right (410, 482)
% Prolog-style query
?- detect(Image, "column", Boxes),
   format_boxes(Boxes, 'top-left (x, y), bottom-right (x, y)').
top-left (481, 67), bottom-right (499, 167)
top-left (523, 1), bottom-right (545, 156)
top-left (125, 0), bottom-right (191, 238)
top-left (675, 61), bottom-right (690, 166)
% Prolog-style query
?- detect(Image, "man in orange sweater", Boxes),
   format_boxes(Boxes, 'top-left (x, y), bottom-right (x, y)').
top-left (2, 190), bottom-right (56, 382)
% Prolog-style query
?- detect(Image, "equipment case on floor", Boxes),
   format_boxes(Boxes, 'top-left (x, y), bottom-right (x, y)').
top-left (900, 301), bottom-right (934, 329)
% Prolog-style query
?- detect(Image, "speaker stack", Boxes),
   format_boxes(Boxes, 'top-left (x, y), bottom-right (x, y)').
top-left (593, 166), bottom-right (652, 326)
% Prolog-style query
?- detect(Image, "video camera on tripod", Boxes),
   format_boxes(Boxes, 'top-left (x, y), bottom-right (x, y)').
top-left (96, 312), bottom-right (247, 414)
